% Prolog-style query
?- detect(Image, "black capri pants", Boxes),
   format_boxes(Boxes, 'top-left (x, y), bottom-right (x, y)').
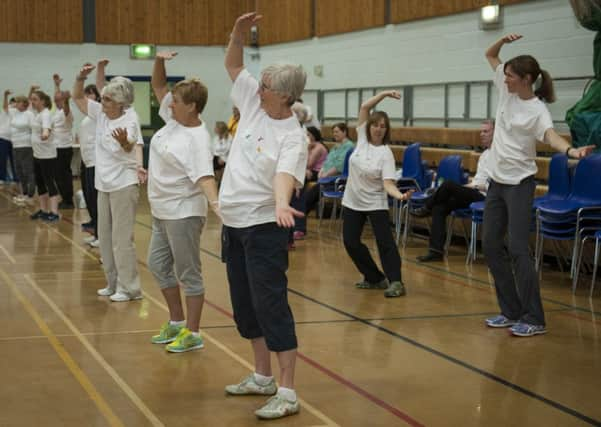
top-left (221, 222), bottom-right (297, 352)
top-left (34, 157), bottom-right (59, 197)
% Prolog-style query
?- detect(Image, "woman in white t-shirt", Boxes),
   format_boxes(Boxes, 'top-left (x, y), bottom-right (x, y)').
top-left (52, 74), bottom-right (75, 209)
top-left (0, 92), bottom-right (16, 187)
top-left (147, 51), bottom-right (219, 353)
top-left (341, 90), bottom-right (411, 298)
top-left (221, 13), bottom-right (308, 420)
top-left (482, 34), bottom-right (593, 337)
top-left (3, 93), bottom-right (35, 203)
top-left (30, 89), bottom-right (60, 222)
top-left (73, 63), bottom-right (145, 303)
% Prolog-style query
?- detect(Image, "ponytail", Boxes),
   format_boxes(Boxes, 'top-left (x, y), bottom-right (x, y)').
top-left (535, 69), bottom-right (556, 104)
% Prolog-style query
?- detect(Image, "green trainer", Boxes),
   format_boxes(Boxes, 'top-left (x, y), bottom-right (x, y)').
top-left (166, 327), bottom-right (204, 353)
top-left (151, 322), bottom-right (183, 344)
top-left (355, 278), bottom-right (389, 289)
top-left (255, 395), bottom-right (300, 419)
top-left (384, 281), bottom-right (407, 298)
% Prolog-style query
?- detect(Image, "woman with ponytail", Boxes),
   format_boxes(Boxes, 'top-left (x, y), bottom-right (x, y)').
top-left (482, 34), bottom-right (594, 337)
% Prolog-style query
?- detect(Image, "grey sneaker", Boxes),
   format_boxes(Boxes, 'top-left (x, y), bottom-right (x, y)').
top-left (355, 278), bottom-right (389, 289)
top-left (384, 281), bottom-right (406, 297)
top-left (485, 315), bottom-right (518, 328)
top-left (225, 374), bottom-right (277, 396)
top-left (255, 395), bottom-right (300, 419)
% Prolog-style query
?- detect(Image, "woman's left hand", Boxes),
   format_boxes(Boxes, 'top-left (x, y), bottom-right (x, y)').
top-left (385, 90), bottom-right (401, 100)
top-left (569, 145), bottom-right (595, 159)
top-left (112, 127), bottom-right (129, 145)
top-left (137, 166), bottom-right (147, 184)
top-left (275, 204), bottom-right (304, 228)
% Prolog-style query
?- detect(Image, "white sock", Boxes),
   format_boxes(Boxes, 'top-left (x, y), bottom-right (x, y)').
top-left (277, 387), bottom-right (297, 402)
top-left (191, 331), bottom-right (200, 337)
top-left (253, 372), bottom-right (274, 386)
top-left (169, 320), bottom-right (185, 327)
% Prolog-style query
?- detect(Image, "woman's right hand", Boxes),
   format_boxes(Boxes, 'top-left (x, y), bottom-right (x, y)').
top-left (79, 63), bottom-right (95, 78)
top-left (383, 90), bottom-right (401, 100)
top-left (502, 33), bottom-right (522, 44)
top-left (233, 12), bottom-right (262, 35)
top-left (156, 51), bottom-right (178, 61)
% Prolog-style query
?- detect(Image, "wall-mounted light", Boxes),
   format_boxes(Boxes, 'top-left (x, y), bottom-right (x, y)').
top-left (480, 3), bottom-right (502, 30)
top-left (130, 44), bottom-right (156, 60)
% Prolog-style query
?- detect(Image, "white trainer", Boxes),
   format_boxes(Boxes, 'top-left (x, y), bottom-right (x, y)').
top-left (97, 287), bottom-right (114, 296)
top-left (110, 292), bottom-right (143, 302)
top-left (89, 239), bottom-right (100, 248)
top-left (83, 235), bottom-right (96, 244)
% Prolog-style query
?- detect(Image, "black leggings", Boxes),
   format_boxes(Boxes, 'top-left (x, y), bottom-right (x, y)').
top-left (34, 157), bottom-right (58, 197)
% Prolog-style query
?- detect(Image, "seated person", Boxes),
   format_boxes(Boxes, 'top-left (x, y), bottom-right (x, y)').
top-left (412, 120), bottom-right (494, 262)
top-left (305, 126), bottom-right (328, 182)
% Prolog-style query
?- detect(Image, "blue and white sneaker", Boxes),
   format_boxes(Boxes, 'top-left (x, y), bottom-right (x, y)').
top-left (510, 323), bottom-right (547, 337)
top-left (485, 315), bottom-right (518, 328)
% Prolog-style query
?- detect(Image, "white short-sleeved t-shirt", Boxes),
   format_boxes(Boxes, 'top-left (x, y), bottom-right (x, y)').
top-left (9, 109), bottom-right (34, 148)
top-left (79, 115), bottom-right (96, 167)
top-left (488, 63), bottom-right (554, 185)
top-left (148, 93), bottom-right (214, 220)
top-left (218, 69), bottom-right (308, 228)
top-left (87, 99), bottom-right (143, 192)
top-left (212, 135), bottom-right (231, 162)
top-left (342, 123), bottom-right (396, 211)
top-left (52, 109), bottom-right (74, 148)
top-left (31, 109), bottom-right (56, 159)
top-left (0, 111), bottom-right (10, 140)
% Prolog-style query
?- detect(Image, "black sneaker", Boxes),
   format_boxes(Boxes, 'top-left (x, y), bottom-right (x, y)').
top-left (411, 206), bottom-right (431, 218)
top-left (59, 201), bottom-right (74, 209)
top-left (30, 210), bottom-right (45, 220)
top-left (416, 251), bottom-right (443, 262)
top-left (43, 213), bottom-right (60, 223)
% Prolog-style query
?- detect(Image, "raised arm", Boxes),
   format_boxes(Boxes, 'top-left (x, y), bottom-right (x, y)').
top-left (3, 90), bottom-right (11, 112)
top-left (485, 33), bottom-right (522, 71)
top-left (96, 59), bottom-right (109, 93)
top-left (225, 12), bottom-right (262, 82)
top-left (53, 73), bottom-right (62, 94)
top-left (358, 90), bottom-right (401, 127)
top-left (544, 128), bottom-right (594, 159)
top-left (29, 85), bottom-right (39, 99)
top-left (62, 91), bottom-right (71, 117)
top-left (151, 51), bottom-right (177, 104)
top-left (72, 63), bottom-right (96, 115)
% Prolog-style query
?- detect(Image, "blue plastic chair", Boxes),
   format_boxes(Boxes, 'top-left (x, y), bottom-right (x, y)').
top-left (533, 153), bottom-right (571, 209)
top-left (592, 230), bottom-right (601, 297)
top-left (317, 148), bottom-right (354, 227)
top-left (465, 201), bottom-right (485, 265)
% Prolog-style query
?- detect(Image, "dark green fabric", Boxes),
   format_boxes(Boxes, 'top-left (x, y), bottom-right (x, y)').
top-left (570, 112), bottom-right (601, 152)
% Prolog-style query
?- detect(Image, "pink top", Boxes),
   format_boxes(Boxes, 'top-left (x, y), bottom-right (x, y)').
top-left (308, 143), bottom-right (328, 172)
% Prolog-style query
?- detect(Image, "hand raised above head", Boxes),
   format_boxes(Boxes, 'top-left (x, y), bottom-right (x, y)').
top-left (53, 74), bottom-right (63, 84)
top-left (233, 12), bottom-right (263, 34)
top-left (97, 58), bottom-right (110, 68)
top-left (502, 33), bottom-right (523, 43)
top-left (79, 63), bottom-right (96, 77)
top-left (156, 51), bottom-right (178, 61)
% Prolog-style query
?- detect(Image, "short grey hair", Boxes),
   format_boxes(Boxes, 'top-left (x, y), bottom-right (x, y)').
top-left (101, 76), bottom-right (134, 107)
top-left (261, 64), bottom-right (306, 106)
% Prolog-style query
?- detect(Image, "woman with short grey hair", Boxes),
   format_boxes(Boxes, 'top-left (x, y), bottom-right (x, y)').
top-left (73, 63), bottom-right (145, 303)
top-left (221, 12), bottom-right (308, 421)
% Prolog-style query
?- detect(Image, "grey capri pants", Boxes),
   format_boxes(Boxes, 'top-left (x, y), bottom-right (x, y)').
top-left (147, 216), bottom-right (206, 296)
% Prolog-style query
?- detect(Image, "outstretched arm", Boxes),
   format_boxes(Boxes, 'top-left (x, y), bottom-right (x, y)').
top-left (96, 59), bottom-right (109, 93)
top-left (225, 12), bottom-right (262, 82)
top-left (358, 90), bottom-right (401, 127)
top-left (151, 51), bottom-right (177, 104)
top-left (485, 33), bottom-right (522, 71)
top-left (544, 128), bottom-right (594, 159)
top-left (73, 63), bottom-right (96, 115)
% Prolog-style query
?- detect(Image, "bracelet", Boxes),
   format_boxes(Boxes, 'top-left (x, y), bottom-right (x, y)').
top-left (76, 75), bottom-right (87, 81)
top-left (565, 146), bottom-right (571, 157)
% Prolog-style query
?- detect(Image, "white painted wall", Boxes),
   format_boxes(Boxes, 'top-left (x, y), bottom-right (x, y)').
top-left (0, 0), bottom-right (594, 135)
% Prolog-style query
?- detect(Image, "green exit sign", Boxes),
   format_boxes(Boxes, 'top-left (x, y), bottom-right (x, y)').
top-left (130, 44), bottom-right (156, 59)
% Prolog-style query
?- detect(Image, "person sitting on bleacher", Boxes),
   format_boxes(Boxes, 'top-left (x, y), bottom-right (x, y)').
top-left (412, 120), bottom-right (494, 262)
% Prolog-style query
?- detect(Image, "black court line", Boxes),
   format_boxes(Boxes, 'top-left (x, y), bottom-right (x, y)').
top-left (133, 218), bottom-right (601, 424)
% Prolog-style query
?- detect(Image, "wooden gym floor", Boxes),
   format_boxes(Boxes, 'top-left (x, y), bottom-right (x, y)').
top-left (0, 185), bottom-right (599, 427)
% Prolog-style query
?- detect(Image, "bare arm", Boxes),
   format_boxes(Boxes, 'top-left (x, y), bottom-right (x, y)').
top-left (72, 63), bottom-right (95, 115)
top-left (273, 172), bottom-right (303, 228)
top-left (62, 92), bottom-right (71, 116)
top-left (318, 166), bottom-right (338, 179)
top-left (53, 73), bottom-right (62, 94)
top-left (3, 90), bottom-right (10, 113)
top-left (358, 90), bottom-right (401, 127)
top-left (197, 176), bottom-right (220, 215)
top-left (152, 51), bottom-right (177, 103)
top-left (29, 85), bottom-right (39, 99)
top-left (225, 12), bottom-right (262, 82)
top-left (485, 33), bottom-right (522, 71)
top-left (544, 128), bottom-right (594, 159)
top-left (383, 180), bottom-right (412, 201)
top-left (96, 59), bottom-right (109, 93)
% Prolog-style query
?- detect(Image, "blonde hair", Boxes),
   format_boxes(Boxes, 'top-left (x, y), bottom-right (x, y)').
top-left (172, 78), bottom-right (208, 114)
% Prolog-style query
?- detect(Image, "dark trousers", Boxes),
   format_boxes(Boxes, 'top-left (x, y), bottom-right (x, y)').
top-left (0, 138), bottom-right (15, 181)
top-left (482, 176), bottom-right (545, 326)
top-left (81, 162), bottom-right (98, 237)
top-left (425, 181), bottom-right (485, 253)
top-left (343, 207), bottom-right (402, 283)
top-left (222, 223), bottom-right (297, 352)
top-left (290, 188), bottom-right (306, 233)
top-left (56, 147), bottom-right (74, 203)
top-left (305, 183), bottom-right (320, 216)
top-left (34, 157), bottom-right (58, 197)
top-left (13, 147), bottom-right (35, 197)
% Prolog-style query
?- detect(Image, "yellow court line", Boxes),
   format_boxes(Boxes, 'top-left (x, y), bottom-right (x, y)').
top-left (0, 242), bottom-right (16, 264)
top-left (141, 291), bottom-right (340, 427)
top-left (0, 268), bottom-right (124, 427)
top-left (23, 274), bottom-right (165, 427)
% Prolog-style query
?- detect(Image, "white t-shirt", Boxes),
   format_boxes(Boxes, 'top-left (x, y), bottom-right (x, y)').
top-left (9, 109), bottom-right (34, 148)
top-left (219, 69), bottom-right (308, 228)
top-left (31, 108), bottom-right (56, 159)
top-left (212, 135), bottom-right (231, 162)
top-left (79, 115), bottom-right (96, 167)
top-left (342, 123), bottom-right (396, 211)
top-left (51, 109), bottom-right (74, 148)
top-left (471, 149), bottom-right (492, 194)
top-left (0, 111), bottom-right (10, 140)
top-left (488, 63), bottom-right (554, 185)
top-left (87, 99), bottom-right (143, 192)
top-left (148, 93), bottom-right (214, 220)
